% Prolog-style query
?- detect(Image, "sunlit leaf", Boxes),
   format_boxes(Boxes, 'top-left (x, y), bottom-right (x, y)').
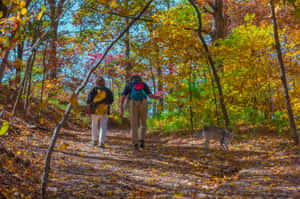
top-left (20, 1), bottom-right (26, 8)
top-left (59, 143), bottom-right (69, 150)
top-left (110, 0), bottom-right (117, 7)
top-left (21, 8), bottom-right (27, 15)
top-left (0, 121), bottom-right (9, 136)
top-left (173, 194), bottom-right (183, 198)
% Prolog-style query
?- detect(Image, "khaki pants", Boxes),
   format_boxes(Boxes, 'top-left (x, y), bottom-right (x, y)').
top-left (129, 99), bottom-right (148, 145)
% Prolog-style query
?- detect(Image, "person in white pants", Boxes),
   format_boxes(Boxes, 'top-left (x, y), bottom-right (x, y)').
top-left (91, 114), bottom-right (108, 147)
top-left (87, 76), bottom-right (114, 148)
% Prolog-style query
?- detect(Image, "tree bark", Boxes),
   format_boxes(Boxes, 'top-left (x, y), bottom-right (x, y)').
top-left (47, 0), bottom-right (66, 79)
top-left (41, 43), bottom-right (48, 103)
top-left (16, 43), bottom-right (24, 88)
top-left (24, 50), bottom-right (37, 114)
top-left (41, 1), bottom-right (154, 198)
top-left (0, 50), bottom-right (10, 83)
top-left (149, 64), bottom-right (157, 117)
top-left (188, 63), bottom-right (194, 131)
top-left (210, 0), bottom-right (226, 42)
top-left (12, 53), bottom-right (34, 115)
top-left (269, 0), bottom-right (298, 145)
top-left (188, 0), bottom-right (230, 130)
top-left (0, 1), bottom-right (8, 18)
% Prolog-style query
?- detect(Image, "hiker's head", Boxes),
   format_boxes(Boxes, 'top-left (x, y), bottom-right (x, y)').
top-left (96, 76), bottom-right (105, 86)
top-left (130, 75), bottom-right (142, 82)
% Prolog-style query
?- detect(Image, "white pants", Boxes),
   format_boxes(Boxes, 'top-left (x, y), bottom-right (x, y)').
top-left (91, 114), bottom-right (108, 145)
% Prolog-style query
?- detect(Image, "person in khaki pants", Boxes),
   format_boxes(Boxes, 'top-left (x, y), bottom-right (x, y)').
top-left (120, 75), bottom-right (161, 150)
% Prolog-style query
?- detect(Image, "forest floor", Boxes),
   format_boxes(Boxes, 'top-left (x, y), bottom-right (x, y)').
top-left (1, 116), bottom-right (299, 199)
top-left (0, 86), bottom-right (299, 199)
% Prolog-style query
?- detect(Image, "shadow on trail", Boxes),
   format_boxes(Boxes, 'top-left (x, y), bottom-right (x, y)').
top-left (49, 130), bottom-right (299, 198)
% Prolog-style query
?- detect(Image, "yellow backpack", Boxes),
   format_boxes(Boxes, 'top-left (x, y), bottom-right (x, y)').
top-left (93, 89), bottom-right (108, 115)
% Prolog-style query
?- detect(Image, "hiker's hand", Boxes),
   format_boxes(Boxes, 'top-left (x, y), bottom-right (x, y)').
top-left (149, 93), bottom-right (163, 100)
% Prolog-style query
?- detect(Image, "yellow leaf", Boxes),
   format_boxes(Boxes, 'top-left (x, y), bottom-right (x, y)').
top-left (40, 118), bottom-right (44, 125)
top-left (20, 1), bottom-right (26, 8)
top-left (110, 0), bottom-right (117, 7)
top-left (0, 11), bottom-right (3, 18)
top-left (21, 8), bottom-right (27, 15)
top-left (59, 143), bottom-right (69, 150)
top-left (37, 6), bottom-right (45, 20)
top-left (173, 194), bottom-right (183, 198)
top-left (0, 121), bottom-right (9, 136)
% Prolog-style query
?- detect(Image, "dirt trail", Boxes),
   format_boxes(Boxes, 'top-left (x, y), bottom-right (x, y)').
top-left (1, 114), bottom-right (299, 199)
top-left (43, 129), bottom-right (299, 199)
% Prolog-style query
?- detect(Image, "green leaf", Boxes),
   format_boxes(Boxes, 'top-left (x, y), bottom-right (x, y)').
top-left (0, 121), bottom-right (9, 136)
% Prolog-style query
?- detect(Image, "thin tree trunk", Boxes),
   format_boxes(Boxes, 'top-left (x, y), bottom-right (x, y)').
top-left (41, 1), bottom-right (154, 198)
top-left (188, 63), bottom-right (194, 131)
top-left (24, 50), bottom-right (37, 113)
top-left (12, 53), bottom-right (34, 115)
top-left (41, 43), bottom-right (48, 103)
top-left (188, 0), bottom-right (230, 130)
top-left (208, 68), bottom-right (220, 125)
top-left (149, 64), bottom-right (157, 117)
top-left (269, 0), bottom-right (298, 145)
top-left (0, 50), bottom-right (10, 84)
top-left (47, 0), bottom-right (65, 79)
top-left (16, 42), bottom-right (24, 88)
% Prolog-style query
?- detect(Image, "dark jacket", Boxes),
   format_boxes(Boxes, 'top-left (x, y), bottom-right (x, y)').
top-left (87, 85), bottom-right (114, 114)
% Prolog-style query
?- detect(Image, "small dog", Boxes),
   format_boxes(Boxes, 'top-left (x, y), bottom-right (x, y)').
top-left (194, 126), bottom-right (233, 150)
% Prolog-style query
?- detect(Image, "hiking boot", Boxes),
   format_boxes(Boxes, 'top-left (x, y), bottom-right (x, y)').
top-left (140, 140), bottom-right (145, 148)
top-left (90, 141), bottom-right (96, 146)
top-left (133, 143), bottom-right (139, 150)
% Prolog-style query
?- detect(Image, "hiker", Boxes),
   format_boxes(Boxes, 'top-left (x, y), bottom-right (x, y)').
top-left (87, 76), bottom-right (114, 148)
top-left (120, 75), bottom-right (162, 150)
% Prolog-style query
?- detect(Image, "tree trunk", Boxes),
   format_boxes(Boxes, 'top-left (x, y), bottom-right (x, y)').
top-left (269, 0), bottom-right (298, 145)
top-left (208, 68), bottom-right (220, 125)
top-left (0, 50), bottom-right (10, 83)
top-left (0, 1), bottom-right (8, 18)
top-left (211, 0), bottom-right (226, 42)
top-left (188, 0), bottom-right (230, 130)
top-left (47, 0), bottom-right (65, 79)
top-left (12, 53), bottom-right (34, 115)
top-left (41, 1), bottom-right (154, 197)
top-left (149, 64), bottom-right (157, 117)
top-left (16, 43), bottom-right (24, 88)
top-left (24, 50), bottom-right (37, 114)
top-left (41, 43), bottom-right (48, 103)
top-left (188, 63), bottom-right (194, 131)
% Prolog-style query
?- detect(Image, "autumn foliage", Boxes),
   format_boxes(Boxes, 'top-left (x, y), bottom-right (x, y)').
top-left (0, 0), bottom-right (299, 198)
